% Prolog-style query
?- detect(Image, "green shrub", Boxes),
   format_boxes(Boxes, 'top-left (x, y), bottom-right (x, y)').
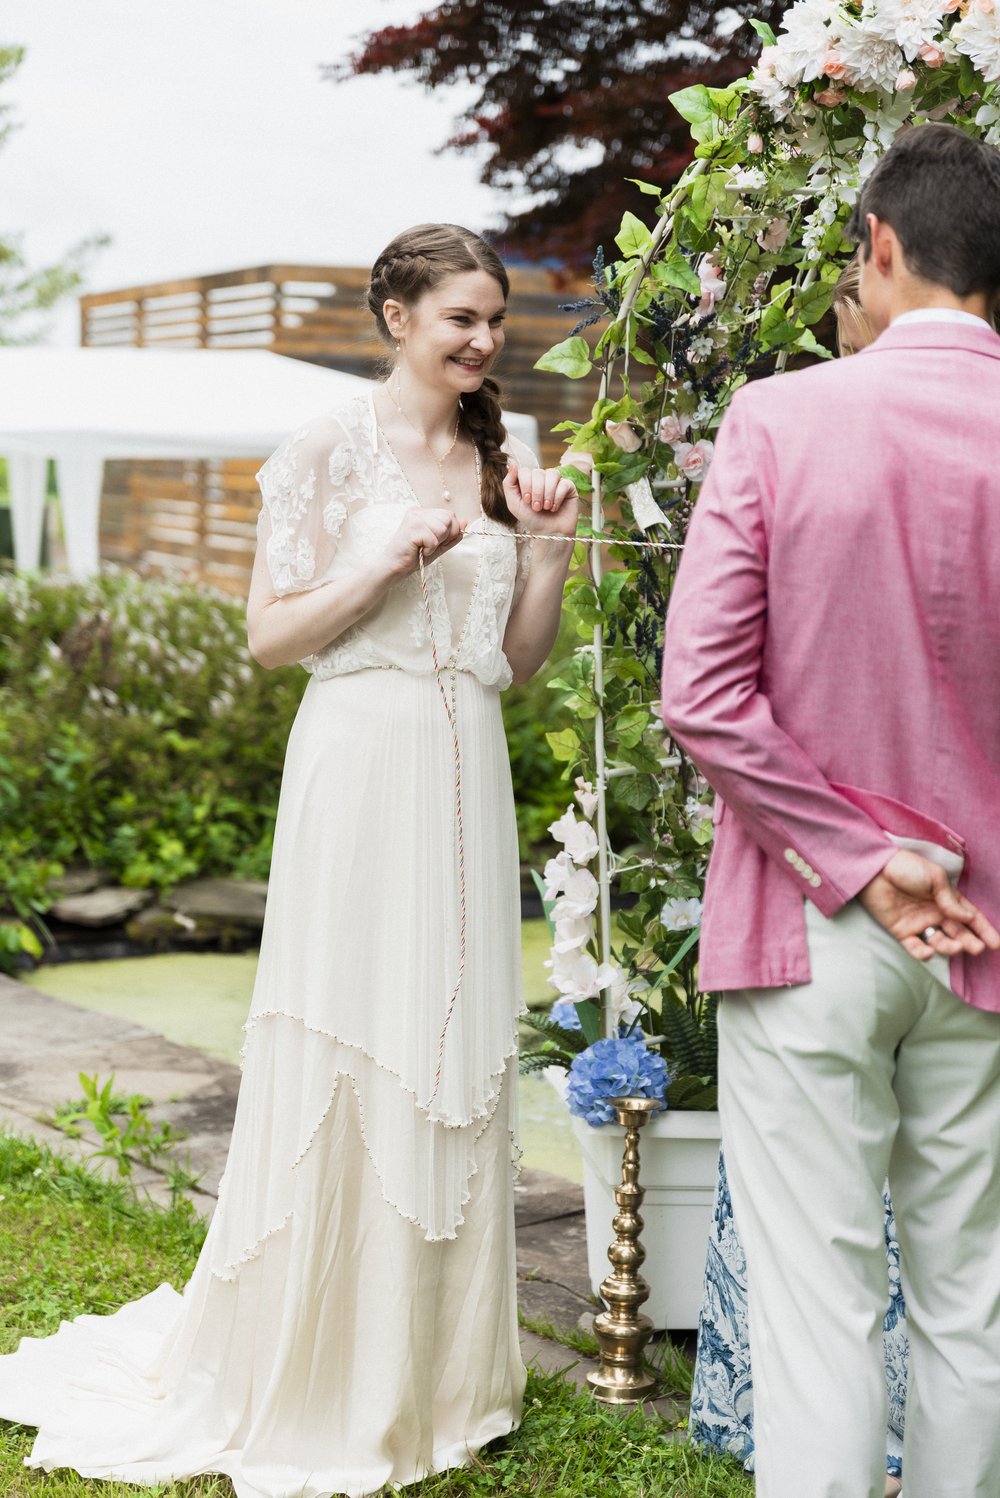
top-left (0, 571), bottom-right (304, 956)
top-left (0, 569), bottom-right (571, 958)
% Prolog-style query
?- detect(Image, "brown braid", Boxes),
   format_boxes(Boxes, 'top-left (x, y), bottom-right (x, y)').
top-left (365, 224), bottom-right (515, 527)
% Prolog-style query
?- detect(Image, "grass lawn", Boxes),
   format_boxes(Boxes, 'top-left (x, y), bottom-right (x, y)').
top-left (0, 1133), bottom-right (752, 1498)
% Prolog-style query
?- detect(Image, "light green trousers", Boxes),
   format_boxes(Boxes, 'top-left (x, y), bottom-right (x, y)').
top-left (719, 898), bottom-right (1000, 1498)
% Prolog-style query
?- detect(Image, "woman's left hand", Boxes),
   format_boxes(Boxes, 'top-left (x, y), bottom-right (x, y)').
top-left (502, 461), bottom-right (579, 538)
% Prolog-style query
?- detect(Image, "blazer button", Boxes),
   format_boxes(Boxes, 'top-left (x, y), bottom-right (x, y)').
top-left (809, 873), bottom-right (822, 888)
top-left (783, 848), bottom-right (797, 863)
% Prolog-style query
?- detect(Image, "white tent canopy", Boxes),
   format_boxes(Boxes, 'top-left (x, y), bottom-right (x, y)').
top-left (0, 348), bottom-right (540, 576)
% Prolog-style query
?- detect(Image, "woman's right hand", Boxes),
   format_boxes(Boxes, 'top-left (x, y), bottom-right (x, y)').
top-left (383, 507), bottom-right (467, 578)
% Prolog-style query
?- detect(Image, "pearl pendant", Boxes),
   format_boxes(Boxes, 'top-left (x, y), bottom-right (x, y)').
top-left (442, 488), bottom-right (452, 501)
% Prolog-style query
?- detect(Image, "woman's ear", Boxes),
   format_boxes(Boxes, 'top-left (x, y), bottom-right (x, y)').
top-left (382, 298), bottom-right (408, 341)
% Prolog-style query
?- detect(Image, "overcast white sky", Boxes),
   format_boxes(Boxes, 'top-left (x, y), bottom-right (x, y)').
top-left (2, 1), bottom-right (504, 344)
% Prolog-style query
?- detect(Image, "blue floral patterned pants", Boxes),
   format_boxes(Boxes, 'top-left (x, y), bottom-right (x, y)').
top-left (689, 1150), bottom-right (908, 1480)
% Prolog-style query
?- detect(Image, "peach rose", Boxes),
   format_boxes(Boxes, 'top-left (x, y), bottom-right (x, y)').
top-left (815, 82), bottom-right (847, 106)
top-left (895, 68), bottom-right (917, 90)
top-left (822, 51), bottom-right (846, 79)
top-left (672, 439), bottom-right (715, 483)
top-left (747, 132), bottom-right (765, 155)
top-left (758, 216), bottom-right (789, 252)
top-left (696, 257), bottom-right (727, 319)
top-left (605, 420), bottom-right (642, 453)
top-left (658, 412), bottom-right (691, 443)
top-left (919, 41), bottom-right (945, 66)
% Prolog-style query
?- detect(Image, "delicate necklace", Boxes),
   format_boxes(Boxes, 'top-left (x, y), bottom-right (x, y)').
top-left (388, 373), bottom-right (462, 503)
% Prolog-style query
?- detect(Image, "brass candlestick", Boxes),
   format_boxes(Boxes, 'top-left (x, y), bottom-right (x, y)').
top-left (587, 1095), bottom-right (660, 1405)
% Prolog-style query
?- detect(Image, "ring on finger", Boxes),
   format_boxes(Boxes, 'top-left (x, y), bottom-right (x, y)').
top-left (921, 925), bottom-right (940, 943)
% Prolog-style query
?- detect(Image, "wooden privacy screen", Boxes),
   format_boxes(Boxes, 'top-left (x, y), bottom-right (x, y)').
top-left (81, 263), bottom-right (598, 595)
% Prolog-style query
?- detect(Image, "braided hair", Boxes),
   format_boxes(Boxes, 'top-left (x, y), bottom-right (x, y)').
top-left (366, 224), bottom-right (515, 526)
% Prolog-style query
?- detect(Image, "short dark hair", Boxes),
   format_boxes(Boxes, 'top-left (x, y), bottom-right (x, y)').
top-left (846, 123), bottom-right (1000, 299)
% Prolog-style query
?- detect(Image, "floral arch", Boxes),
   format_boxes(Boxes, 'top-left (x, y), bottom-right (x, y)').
top-left (524, 0), bottom-right (1000, 1116)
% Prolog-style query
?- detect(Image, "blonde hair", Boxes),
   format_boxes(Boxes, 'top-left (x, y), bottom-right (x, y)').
top-left (832, 256), bottom-right (874, 357)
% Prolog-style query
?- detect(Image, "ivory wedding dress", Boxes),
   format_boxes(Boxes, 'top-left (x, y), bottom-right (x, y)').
top-left (0, 392), bottom-right (536, 1498)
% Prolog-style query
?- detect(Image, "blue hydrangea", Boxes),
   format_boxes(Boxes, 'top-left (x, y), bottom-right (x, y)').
top-left (566, 1036), bottom-right (669, 1128)
top-left (549, 998), bottom-right (583, 1031)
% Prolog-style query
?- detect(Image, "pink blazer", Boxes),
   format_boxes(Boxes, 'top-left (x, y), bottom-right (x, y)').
top-left (660, 319), bottom-right (1000, 1013)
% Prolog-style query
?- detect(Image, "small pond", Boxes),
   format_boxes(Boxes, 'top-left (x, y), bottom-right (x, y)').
top-left (25, 918), bottom-right (584, 1183)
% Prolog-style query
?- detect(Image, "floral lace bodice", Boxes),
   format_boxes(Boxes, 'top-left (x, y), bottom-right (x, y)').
top-left (256, 392), bottom-right (536, 689)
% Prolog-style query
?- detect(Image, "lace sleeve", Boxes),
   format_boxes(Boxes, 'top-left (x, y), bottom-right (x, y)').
top-left (256, 414), bottom-right (356, 597)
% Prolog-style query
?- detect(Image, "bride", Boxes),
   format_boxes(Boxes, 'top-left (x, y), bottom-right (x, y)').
top-left (0, 222), bottom-right (578, 1497)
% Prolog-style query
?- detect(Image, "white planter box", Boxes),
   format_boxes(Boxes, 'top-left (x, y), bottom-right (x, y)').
top-left (546, 1069), bottom-right (721, 1332)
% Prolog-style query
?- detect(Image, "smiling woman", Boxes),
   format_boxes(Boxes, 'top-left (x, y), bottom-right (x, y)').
top-left (0, 223), bottom-right (578, 1498)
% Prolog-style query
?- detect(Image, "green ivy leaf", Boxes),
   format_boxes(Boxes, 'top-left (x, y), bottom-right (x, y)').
top-left (669, 84), bottom-right (715, 133)
top-left (546, 728), bottom-right (582, 763)
top-left (627, 178), bottom-right (664, 197)
top-left (652, 253), bottom-right (702, 296)
top-left (795, 281), bottom-right (834, 326)
top-left (559, 463), bottom-right (593, 493)
top-left (613, 706), bottom-right (652, 748)
top-left (534, 336), bottom-right (594, 380)
top-left (959, 53), bottom-right (977, 98)
top-left (598, 572), bottom-right (631, 613)
top-left (748, 17), bottom-right (777, 45)
top-left (614, 772), bottom-right (658, 810)
top-left (615, 211), bottom-right (655, 258)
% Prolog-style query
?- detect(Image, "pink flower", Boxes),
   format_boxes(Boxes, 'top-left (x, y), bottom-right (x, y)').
top-left (604, 420), bottom-right (642, 453)
top-left (895, 67), bottom-right (917, 89)
top-left (747, 132), bottom-right (765, 155)
top-left (815, 82), bottom-right (847, 105)
top-left (919, 40), bottom-right (945, 65)
top-left (672, 439), bottom-right (715, 483)
top-left (657, 411), bottom-right (691, 444)
top-left (977, 0), bottom-right (995, 14)
top-left (942, 0), bottom-right (962, 9)
top-left (822, 51), bottom-right (846, 79)
top-left (758, 216), bottom-right (789, 252)
top-left (696, 257), bottom-right (727, 319)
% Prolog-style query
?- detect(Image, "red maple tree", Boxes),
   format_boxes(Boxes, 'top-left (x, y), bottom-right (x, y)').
top-left (332, 0), bottom-right (791, 269)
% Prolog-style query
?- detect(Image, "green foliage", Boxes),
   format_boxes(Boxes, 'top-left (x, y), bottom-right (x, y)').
top-left (0, 570), bottom-right (305, 920)
top-left (0, 570), bottom-right (571, 938)
top-left (48, 1072), bottom-right (200, 1209)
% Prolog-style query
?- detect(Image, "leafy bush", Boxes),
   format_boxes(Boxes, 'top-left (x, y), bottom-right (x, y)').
top-left (0, 568), bottom-right (571, 965)
top-left (0, 570), bottom-right (305, 964)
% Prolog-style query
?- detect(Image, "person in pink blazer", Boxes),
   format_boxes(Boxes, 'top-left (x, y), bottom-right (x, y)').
top-left (661, 123), bottom-right (1000, 1498)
